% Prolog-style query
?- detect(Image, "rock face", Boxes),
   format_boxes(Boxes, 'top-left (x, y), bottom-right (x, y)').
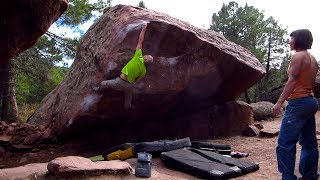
top-left (0, 0), bottom-right (68, 64)
top-left (29, 5), bottom-right (265, 141)
top-left (171, 100), bottom-right (254, 139)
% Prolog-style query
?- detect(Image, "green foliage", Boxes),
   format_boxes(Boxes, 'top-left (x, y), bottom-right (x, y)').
top-left (264, 17), bottom-right (289, 68)
top-left (13, 49), bottom-right (68, 106)
top-left (211, 2), bottom-right (268, 60)
top-left (210, 1), bottom-right (290, 102)
top-left (50, 66), bottom-right (66, 85)
top-left (138, 1), bottom-right (146, 8)
top-left (57, 0), bottom-right (110, 29)
top-left (8, 0), bottom-right (113, 121)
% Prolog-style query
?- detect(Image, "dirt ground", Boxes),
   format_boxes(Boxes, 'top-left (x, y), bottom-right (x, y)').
top-left (123, 111), bottom-right (320, 180)
top-left (1, 111), bottom-right (320, 179)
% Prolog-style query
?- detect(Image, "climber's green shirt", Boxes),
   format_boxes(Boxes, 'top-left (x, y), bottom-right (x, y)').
top-left (121, 49), bottom-right (146, 84)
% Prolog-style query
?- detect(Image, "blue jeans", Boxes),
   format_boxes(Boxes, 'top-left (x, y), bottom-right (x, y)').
top-left (277, 96), bottom-right (319, 180)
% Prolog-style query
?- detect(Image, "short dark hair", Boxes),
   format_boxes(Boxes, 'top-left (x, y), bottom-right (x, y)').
top-left (290, 29), bottom-right (313, 50)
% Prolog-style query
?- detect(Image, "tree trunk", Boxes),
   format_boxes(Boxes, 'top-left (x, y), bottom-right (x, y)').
top-left (9, 85), bottom-right (19, 123)
top-left (1, 62), bottom-right (12, 121)
top-left (244, 90), bottom-right (251, 104)
top-left (266, 31), bottom-right (271, 80)
top-left (254, 81), bottom-right (264, 102)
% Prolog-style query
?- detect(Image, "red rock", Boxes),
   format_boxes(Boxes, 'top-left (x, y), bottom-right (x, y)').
top-left (38, 125), bottom-right (47, 132)
top-left (0, 134), bottom-right (12, 142)
top-left (242, 125), bottom-right (260, 137)
top-left (47, 156), bottom-right (132, 177)
top-left (42, 128), bottom-right (53, 140)
top-left (11, 136), bottom-right (23, 144)
top-left (259, 129), bottom-right (279, 137)
top-left (9, 123), bottom-right (18, 127)
top-left (0, 163), bottom-right (48, 180)
top-left (29, 5), bottom-right (265, 140)
top-left (1, 121), bottom-right (8, 127)
top-left (254, 123), bottom-right (264, 130)
top-left (11, 144), bottom-right (34, 150)
top-left (23, 132), bottom-right (43, 145)
top-left (0, 0), bottom-right (68, 64)
top-left (6, 126), bottom-right (16, 135)
top-left (18, 130), bottom-right (27, 136)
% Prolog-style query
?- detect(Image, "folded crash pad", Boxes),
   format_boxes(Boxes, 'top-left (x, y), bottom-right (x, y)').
top-left (190, 148), bottom-right (259, 174)
top-left (191, 141), bottom-right (231, 150)
top-left (160, 148), bottom-right (241, 179)
top-left (133, 137), bottom-right (192, 155)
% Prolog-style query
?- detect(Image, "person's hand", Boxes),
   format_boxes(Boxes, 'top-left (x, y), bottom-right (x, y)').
top-left (272, 102), bottom-right (282, 115)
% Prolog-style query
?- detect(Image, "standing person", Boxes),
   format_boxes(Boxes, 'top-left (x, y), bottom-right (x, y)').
top-left (91, 23), bottom-right (153, 109)
top-left (272, 29), bottom-right (319, 180)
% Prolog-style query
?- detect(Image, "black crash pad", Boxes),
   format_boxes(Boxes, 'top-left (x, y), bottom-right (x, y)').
top-left (161, 148), bottom-right (242, 179)
top-left (190, 148), bottom-right (259, 174)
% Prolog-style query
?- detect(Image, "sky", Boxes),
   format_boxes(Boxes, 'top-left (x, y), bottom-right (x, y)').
top-left (111, 0), bottom-right (320, 60)
top-left (51, 0), bottom-right (320, 65)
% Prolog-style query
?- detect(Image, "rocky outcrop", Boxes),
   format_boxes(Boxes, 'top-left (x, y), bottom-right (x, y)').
top-left (29, 5), bottom-right (265, 140)
top-left (0, 0), bottom-right (68, 64)
top-left (0, 121), bottom-right (54, 159)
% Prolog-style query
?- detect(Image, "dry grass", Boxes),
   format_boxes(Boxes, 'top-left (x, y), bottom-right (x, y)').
top-left (18, 104), bottom-right (39, 123)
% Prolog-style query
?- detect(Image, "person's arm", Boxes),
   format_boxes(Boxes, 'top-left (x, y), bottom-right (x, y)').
top-left (135, 24), bottom-right (147, 50)
top-left (272, 53), bottom-right (302, 115)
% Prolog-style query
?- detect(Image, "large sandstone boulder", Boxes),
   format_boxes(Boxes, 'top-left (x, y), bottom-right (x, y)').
top-left (29, 5), bottom-right (265, 140)
top-left (250, 101), bottom-right (281, 121)
top-left (0, 0), bottom-right (68, 64)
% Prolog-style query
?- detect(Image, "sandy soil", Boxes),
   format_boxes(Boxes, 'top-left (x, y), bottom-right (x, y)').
top-left (1, 112), bottom-right (320, 179)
